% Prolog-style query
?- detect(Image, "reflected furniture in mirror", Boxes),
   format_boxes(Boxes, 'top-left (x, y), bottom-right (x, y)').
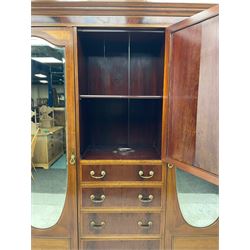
top-left (32, 2), bottom-right (219, 250)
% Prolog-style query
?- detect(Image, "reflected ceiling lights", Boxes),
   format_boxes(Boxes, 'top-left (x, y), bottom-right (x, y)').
top-left (35, 73), bottom-right (47, 78)
top-left (32, 57), bottom-right (62, 63)
top-left (40, 80), bottom-right (48, 84)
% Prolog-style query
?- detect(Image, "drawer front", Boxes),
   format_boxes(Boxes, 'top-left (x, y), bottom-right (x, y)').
top-left (48, 149), bottom-right (56, 162)
top-left (81, 213), bottom-right (160, 236)
top-left (82, 188), bottom-right (161, 208)
top-left (47, 141), bottom-right (55, 151)
top-left (80, 240), bottom-right (160, 250)
top-left (81, 165), bottom-right (162, 182)
top-left (54, 129), bottom-right (63, 137)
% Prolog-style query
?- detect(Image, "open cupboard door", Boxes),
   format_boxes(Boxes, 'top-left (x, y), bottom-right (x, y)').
top-left (164, 5), bottom-right (219, 185)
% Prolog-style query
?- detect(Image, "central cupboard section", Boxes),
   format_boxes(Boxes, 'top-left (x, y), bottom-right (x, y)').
top-left (77, 29), bottom-right (165, 160)
top-left (77, 28), bottom-right (166, 250)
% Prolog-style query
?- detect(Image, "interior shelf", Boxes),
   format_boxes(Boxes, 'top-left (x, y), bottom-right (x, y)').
top-left (82, 145), bottom-right (160, 160)
top-left (80, 95), bottom-right (162, 99)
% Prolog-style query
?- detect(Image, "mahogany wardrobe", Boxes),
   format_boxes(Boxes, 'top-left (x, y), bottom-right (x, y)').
top-left (31, 1), bottom-right (219, 250)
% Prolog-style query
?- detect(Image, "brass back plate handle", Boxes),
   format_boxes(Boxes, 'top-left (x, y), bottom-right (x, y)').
top-left (90, 221), bottom-right (105, 229)
top-left (139, 170), bottom-right (154, 179)
top-left (90, 170), bottom-right (106, 179)
top-left (90, 194), bottom-right (106, 203)
top-left (138, 194), bottom-right (154, 203)
top-left (138, 221), bottom-right (153, 228)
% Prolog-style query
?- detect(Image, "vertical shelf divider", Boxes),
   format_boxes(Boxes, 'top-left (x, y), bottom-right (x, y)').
top-left (128, 32), bottom-right (131, 147)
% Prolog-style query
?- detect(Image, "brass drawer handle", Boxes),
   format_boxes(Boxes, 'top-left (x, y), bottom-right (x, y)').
top-left (90, 194), bottom-right (105, 203)
top-left (138, 194), bottom-right (154, 203)
top-left (90, 170), bottom-right (106, 179)
top-left (139, 170), bottom-right (154, 179)
top-left (138, 221), bottom-right (153, 228)
top-left (90, 221), bottom-right (105, 229)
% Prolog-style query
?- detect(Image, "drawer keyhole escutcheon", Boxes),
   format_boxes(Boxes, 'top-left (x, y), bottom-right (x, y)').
top-left (138, 221), bottom-right (153, 228)
top-left (138, 194), bottom-right (154, 203)
top-left (90, 170), bottom-right (106, 179)
top-left (139, 170), bottom-right (154, 179)
top-left (90, 194), bottom-right (106, 203)
top-left (90, 221), bottom-right (105, 229)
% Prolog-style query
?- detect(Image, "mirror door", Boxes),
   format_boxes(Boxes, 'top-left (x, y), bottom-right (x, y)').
top-left (31, 28), bottom-right (77, 250)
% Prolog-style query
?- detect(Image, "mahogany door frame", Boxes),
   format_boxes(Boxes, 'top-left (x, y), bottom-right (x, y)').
top-left (31, 27), bottom-right (78, 250)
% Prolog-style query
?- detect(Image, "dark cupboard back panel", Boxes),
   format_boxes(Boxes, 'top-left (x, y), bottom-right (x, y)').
top-left (129, 99), bottom-right (162, 149)
top-left (77, 30), bottom-right (164, 96)
top-left (78, 32), bottom-right (128, 95)
top-left (130, 32), bottom-right (164, 96)
top-left (79, 98), bottom-right (162, 159)
top-left (167, 16), bottom-right (218, 175)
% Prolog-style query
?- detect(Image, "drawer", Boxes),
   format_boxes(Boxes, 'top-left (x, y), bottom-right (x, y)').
top-left (81, 165), bottom-right (162, 182)
top-left (48, 149), bottom-right (56, 162)
top-left (81, 213), bottom-right (161, 236)
top-left (47, 141), bottom-right (55, 150)
top-left (81, 188), bottom-right (161, 208)
top-left (80, 240), bottom-right (160, 250)
top-left (54, 129), bottom-right (63, 137)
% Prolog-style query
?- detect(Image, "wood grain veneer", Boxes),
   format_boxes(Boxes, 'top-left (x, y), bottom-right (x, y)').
top-left (80, 239), bottom-right (160, 250)
top-left (166, 9), bottom-right (219, 180)
top-left (173, 236), bottom-right (218, 250)
top-left (32, 238), bottom-right (70, 250)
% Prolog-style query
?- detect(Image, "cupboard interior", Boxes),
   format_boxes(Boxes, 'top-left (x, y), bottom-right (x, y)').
top-left (77, 29), bottom-right (164, 159)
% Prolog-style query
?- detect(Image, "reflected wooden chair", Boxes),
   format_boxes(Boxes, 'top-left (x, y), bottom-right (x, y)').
top-left (31, 128), bottom-right (40, 181)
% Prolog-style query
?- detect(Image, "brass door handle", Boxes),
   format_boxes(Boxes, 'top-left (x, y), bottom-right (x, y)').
top-left (138, 221), bottom-right (152, 228)
top-left (90, 170), bottom-right (106, 179)
top-left (90, 221), bottom-right (105, 229)
top-left (138, 194), bottom-right (154, 203)
top-left (139, 170), bottom-right (154, 179)
top-left (90, 194), bottom-right (105, 203)
top-left (69, 153), bottom-right (76, 165)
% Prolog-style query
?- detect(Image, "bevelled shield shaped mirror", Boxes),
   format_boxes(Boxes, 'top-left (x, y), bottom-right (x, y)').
top-left (31, 37), bottom-right (67, 228)
top-left (176, 168), bottom-right (219, 227)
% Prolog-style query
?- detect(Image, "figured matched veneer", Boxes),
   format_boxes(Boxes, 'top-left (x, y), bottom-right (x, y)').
top-left (167, 15), bottom-right (218, 176)
top-left (81, 164), bottom-right (162, 182)
top-left (80, 213), bottom-right (161, 236)
top-left (80, 239), bottom-right (160, 250)
top-left (81, 187), bottom-right (161, 208)
top-left (173, 236), bottom-right (218, 250)
top-left (31, 238), bottom-right (70, 250)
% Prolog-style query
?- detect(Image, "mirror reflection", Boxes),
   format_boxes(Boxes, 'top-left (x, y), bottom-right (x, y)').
top-left (31, 37), bottom-right (67, 228)
top-left (176, 168), bottom-right (219, 227)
